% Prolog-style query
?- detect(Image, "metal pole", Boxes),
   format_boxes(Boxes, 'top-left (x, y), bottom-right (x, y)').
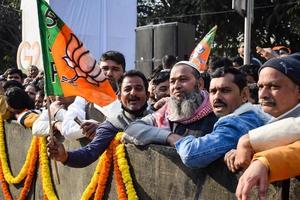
top-left (244, 0), bottom-right (252, 65)
top-left (46, 97), bottom-right (61, 184)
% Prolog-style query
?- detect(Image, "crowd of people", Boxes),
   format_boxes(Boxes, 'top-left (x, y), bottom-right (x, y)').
top-left (1, 44), bottom-right (299, 199)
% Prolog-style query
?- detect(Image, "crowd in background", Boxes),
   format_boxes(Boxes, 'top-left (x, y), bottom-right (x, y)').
top-left (0, 43), bottom-right (299, 200)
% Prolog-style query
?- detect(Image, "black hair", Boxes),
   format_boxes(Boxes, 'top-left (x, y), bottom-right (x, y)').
top-left (5, 87), bottom-right (35, 111)
top-left (152, 71), bottom-right (170, 86)
top-left (3, 80), bottom-right (24, 91)
top-left (148, 65), bottom-right (163, 81)
top-left (232, 56), bottom-right (243, 67)
top-left (100, 50), bottom-right (126, 71)
top-left (4, 68), bottom-right (23, 78)
top-left (208, 56), bottom-right (233, 72)
top-left (162, 55), bottom-right (177, 69)
top-left (239, 64), bottom-right (260, 83)
top-left (24, 83), bottom-right (40, 92)
top-left (200, 72), bottom-right (211, 91)
top-left (118, 70), bottom-right (148, 92)
top-left (211, 67), bottom-right (247, 91)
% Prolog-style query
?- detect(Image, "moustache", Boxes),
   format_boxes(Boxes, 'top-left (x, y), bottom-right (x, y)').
top-left (128, 96), bottom-right (140, 101)
top-left (259, 99), bottom-right (276, 107)
top-left (213, 100), bottom-right (227, 107)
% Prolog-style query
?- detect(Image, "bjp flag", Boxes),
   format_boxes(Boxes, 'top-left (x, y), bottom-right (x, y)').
top-left (190, 25), bottom-right (217, 72)
top-left (37, 0), bottom-right (116, 106)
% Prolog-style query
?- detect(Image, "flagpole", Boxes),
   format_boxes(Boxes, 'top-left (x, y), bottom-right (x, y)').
top-left (46, 96), bottom-right (61, 184)
top-left (244, 0), bottom-right (253, 65)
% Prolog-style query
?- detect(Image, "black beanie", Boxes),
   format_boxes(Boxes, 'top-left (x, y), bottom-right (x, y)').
top-left (259, 53), bottom-right (300, 85)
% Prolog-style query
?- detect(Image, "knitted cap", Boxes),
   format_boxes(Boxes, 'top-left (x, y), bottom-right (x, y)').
top-left (173, 61), bottom-right (201, 77)
top-left (259, 53), bottom-right (300, 85)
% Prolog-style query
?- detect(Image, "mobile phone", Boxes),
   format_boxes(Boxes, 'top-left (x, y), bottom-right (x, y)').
top-left (74, 116), bottom-right (83, 126)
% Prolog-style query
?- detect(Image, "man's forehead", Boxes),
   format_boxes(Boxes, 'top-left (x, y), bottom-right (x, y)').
top-left (157, 80), bottom-right (169, 86)
top-left (170, 65), bottom-right (194, 76)
top-left (122, 76), bottom-right (144, 86)
top-left (210, 74), bottom-right (235, 87)
top-left (100, 59), bottom-right (121, 66)
top-left (8, 74), bottom-right (21, 78)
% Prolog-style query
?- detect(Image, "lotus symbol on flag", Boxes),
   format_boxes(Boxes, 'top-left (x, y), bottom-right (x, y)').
top-left (62, 33), bottom-right (106, 86)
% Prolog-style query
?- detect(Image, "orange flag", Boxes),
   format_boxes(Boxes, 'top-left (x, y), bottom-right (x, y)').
top-left (37, 0), bottom-right (116, 106)
top-left (190, 25), bottom-right (217, 71)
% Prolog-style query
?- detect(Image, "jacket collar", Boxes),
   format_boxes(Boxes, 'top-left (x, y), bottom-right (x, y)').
top-left (270, 103), bottom-right (300, 123)
top-left (219, 102), bottom-right (271, 123)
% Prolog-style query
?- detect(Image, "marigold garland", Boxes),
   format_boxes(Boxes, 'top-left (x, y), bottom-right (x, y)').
top-left (94, 147), bottom-right (113, 199)
top-left (0, 161), bottom-right (13, 200)
top-left (112, 139), bottom-right (127, 200)
top-left (0, 115), bottom-right (37, 184)
top-left (0, 112), bottom-right (138, 200)
top-left (81, 132), bottom-right (137, 200)
top-left (80, 154), bottom-right (105, 200)
top-left (81, 144), bottom-right (113, 200)
top-left (17, 137), bottom-right (39, 200)
top-left (0, 117), bottom-right (57, 200)
top-left (0, 115), bottom-right (40, 200)
top-left (115, 146), bottom-right (138, 199)
top-left (39, 137), bottom-right (58, 200)
top-left (115, 132), bottom-right (138, 200)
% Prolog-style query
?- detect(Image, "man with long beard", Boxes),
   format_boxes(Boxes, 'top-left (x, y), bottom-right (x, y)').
top-left (123, 66), bottom-right (270, 168)
top-left (125, 61), bottom-right (218, 143)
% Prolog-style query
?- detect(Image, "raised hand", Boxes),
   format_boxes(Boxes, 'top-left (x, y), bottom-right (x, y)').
top-left (81, 119), bottom-right (100, 140)
top-left (47, 136), bottom-right (68, 163)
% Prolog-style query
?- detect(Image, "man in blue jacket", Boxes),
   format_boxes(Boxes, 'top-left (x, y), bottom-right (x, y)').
top-left (123, 67), bottom-right (270, 168)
